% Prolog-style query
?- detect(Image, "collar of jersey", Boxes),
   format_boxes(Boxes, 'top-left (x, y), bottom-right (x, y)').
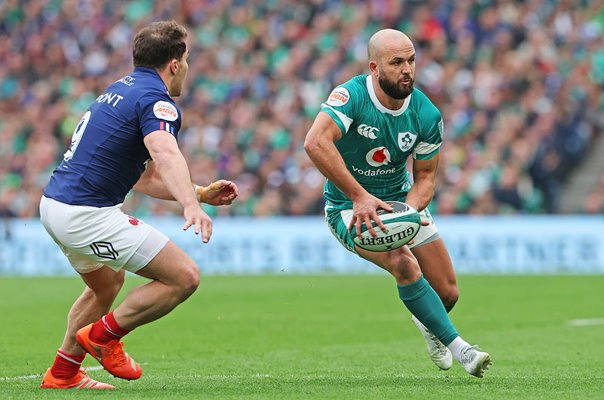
top-left (366, 75), bottom-right (411, 116)
top-left (134, 66), bottom-right (170, 94)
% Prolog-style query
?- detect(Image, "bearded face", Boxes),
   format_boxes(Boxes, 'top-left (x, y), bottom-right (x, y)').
top-left (378, 72), bottom-right (414, 100)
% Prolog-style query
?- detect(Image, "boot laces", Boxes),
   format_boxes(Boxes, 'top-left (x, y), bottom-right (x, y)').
top-left (461, 345), bottom-right (480, 364)
top-left (106, 340), bottom-right (127, 365)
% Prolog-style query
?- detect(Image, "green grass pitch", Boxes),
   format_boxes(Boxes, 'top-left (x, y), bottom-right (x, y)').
top-left (1, 274), bottom-right (603, 399)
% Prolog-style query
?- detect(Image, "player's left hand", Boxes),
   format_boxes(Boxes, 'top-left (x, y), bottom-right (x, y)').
top-left (196, 180), bottom-right (239, 206)
top-left (406, 215), bottom-right (430, 246)
top-left (419, 217), bottom-right (430, 227)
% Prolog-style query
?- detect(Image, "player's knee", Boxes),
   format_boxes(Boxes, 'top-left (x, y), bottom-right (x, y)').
top-left (441, 285), bottom-right (459, 309)
top-left (111, 270), bottom-right (126, 298)
top-left (176, 262), bottom-right (200, 298)
top-left (389, 252), bottom-right (421, 284)
top-left (93, 270), bottom-right (125, 306)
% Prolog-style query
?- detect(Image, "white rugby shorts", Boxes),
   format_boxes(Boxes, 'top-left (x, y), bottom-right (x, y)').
top-left (326, 206), bottom-right (440, 254)
top-left (409, 208), bottom-right (440, 249)
top-left (39, 196), bottom-right (169, 274)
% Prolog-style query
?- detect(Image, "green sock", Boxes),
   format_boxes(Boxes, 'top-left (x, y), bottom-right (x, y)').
top-left (397, 275), bottom-right (459, 346)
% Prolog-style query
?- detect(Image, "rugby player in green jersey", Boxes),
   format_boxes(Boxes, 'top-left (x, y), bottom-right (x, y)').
top-left (304, 29), bottom-right (491, 377)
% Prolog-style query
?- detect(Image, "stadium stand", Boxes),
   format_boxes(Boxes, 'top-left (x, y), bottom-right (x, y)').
top-left (0, 0), bottom-right (602, 217)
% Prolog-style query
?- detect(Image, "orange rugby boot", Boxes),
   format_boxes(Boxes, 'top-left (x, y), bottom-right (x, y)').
top-left (40, 368), bottom-right (115, 389)
top-left (76, 323), bottom-right (142, 380)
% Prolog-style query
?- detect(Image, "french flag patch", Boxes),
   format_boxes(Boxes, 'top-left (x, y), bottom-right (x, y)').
top-left (159, 121), bottom-right (176, 134)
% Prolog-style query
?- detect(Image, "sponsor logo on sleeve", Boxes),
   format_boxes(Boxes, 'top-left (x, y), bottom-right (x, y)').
top-left (326, 87), bottom-right (350, 107)
top-left (153, 101), bottom-right (179, 121)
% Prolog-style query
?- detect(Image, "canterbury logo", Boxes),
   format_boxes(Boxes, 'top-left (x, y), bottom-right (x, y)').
top-left (357, 124), bottom-right (379, 139)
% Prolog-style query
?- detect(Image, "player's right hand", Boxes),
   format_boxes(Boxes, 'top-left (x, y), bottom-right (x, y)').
top-left (349, 194), bottom-right (394, 239)
top-left (182, 204), bottom-right (213, 243)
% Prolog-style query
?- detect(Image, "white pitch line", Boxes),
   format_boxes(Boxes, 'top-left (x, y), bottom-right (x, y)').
top-left (3, 361), bottom-right (442, 384)
top-left (1, 366), bottom-right (104, 381)
top-left (568, 318), bottom-right (604, 327)
top-left (188, 373), bottom-right (437, 381)
top-left (2, 370), bottom-right (445, 383)
top-left (0, 374), bottom-right (41, 381)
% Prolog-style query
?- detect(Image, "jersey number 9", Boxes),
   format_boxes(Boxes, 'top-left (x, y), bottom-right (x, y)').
top-left (63, 111), bottom-right (91, 162)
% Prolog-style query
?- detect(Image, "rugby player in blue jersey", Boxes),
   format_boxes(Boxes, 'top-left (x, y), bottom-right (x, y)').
top-left (305, 29), bottom-right (491, 377)
top-left (39, 21), bottom-right (238, 389)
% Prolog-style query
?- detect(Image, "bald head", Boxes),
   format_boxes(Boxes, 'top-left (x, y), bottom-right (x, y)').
top-left (368, 29), bottom-right (414, 62)
top-left (367, 29), bottom-right (416, 101)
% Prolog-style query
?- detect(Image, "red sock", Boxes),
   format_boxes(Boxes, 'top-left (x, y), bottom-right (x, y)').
top-left (89, 312), bottom-right (130, 344)
top-left (50, 349), bottom-right (85, 379)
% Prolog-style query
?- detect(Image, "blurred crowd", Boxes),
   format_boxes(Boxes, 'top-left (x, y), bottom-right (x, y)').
top-left (0, 0), bottom-right (602, 218)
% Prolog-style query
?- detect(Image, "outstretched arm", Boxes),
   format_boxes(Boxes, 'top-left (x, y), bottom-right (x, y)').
top-left (134, 158), bottom-right (238, 206)
top-left (142, 130), bottom-right (211, 241)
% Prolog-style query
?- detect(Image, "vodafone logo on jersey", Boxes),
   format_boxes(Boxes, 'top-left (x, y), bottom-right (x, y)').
top-left (326, 87), bottom-right (350, 106)
top-left (366, 147), bottom-right (391, 167)
top-left (153, 101), bottom-right (179, 121)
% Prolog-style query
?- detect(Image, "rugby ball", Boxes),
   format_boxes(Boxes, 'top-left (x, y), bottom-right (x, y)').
top-left (353, 201), bottom-right (421, 252)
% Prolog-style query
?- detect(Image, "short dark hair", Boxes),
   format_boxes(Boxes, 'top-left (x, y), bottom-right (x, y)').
top-left (133, 20), bottom-right (187, 69)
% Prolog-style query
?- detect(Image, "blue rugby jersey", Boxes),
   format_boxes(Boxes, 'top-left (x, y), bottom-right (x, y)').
top-left (44, 67), bottom-right (182, 206)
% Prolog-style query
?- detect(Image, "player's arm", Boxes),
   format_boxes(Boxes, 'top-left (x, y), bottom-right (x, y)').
top-left (304, 112), bottom-right (361, 200)
top-left (134, 161), bottom-right (238, 206)
top-left (304, 112), bottom-right (392, 238)
top-left (143, 130), bottom-right (211, 240)
top-left (133, 159), bottom-right (175, 200)
top-left (405, 154), bottom-right (439, 212)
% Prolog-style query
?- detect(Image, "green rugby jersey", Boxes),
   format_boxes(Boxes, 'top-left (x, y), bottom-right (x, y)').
top-left (320, 75), bottom-right (443, 207)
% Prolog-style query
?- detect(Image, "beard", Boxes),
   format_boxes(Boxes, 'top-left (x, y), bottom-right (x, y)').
top-left (378, 75), bottom-right (414, 100)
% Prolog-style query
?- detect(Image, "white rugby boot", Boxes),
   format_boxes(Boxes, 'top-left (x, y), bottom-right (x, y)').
top-left (460, 345), bottom-right (492, 378)
top-left (411, 315), bottom-right (453, 370)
